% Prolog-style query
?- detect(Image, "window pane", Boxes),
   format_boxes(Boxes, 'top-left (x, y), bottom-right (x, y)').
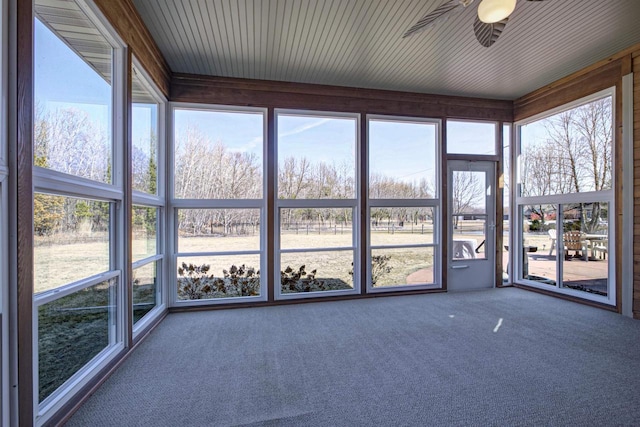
top-left (451, 170), bottom-right (487, 259)
top-left (369, 119), bottom-right (436, 199)
top-left (133, 262), bottom-right (158, 324)
top-left (447, 121), bottom-right (496, 155)
top-left (178, 209), bottom-right (260, 253)
top-left (177, 255), bottom-right (261, 300)
top-left (520, 205), bottom-right (557, 286)
top-left (280, 208), bottom-right (353, 249)
top-left (174, 109), bottom-right (263, 199)
top-left (132, 64), bottom-right (159, 194)
top-left (370, 207), bottom-right (435, 246)
top-left (34, 194), bottom-right (110, 293)
top-left (560, 202), bottom-right (609, 296)
top-left (371, 247), bottom-right (435, 287)
top-left (34, 9), bottom-right (112, 183)
top-left (38, 278), bottom-right (116, 402)
top-left (278, 114), bottom-right (356, 199)
top-left (452, 170), bottom-right (486, 215)
top-left (133, 206), bottom-right (157, 262)
top-left (280, 251), bottom-right (354, 294)
top-left (519, 97), bottom-right (612, 197)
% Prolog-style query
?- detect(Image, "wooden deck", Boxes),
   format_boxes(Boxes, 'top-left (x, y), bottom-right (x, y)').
top-left (503, 250), bottom-right (609, 295)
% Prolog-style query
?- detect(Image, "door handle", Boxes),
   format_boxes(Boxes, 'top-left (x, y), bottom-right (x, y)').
top-left (451, 265), bottom-right (469, 269)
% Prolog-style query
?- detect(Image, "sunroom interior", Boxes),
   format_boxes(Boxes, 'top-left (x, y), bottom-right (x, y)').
top-left (3, 0), bottom-right (640, 425)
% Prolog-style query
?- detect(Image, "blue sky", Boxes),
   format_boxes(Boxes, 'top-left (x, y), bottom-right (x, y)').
top-left (277, 115), bottom-right (355, 166)
top-left (369, 119), bottom-right (436, 184)
top-left (447, 121), bottom-right (497, 155)
top-left (35, 19), bottom-right (111, 122)
top-left (174, 109), bottom-right (264, 157)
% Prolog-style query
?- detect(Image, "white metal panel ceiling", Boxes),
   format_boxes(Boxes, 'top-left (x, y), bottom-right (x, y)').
top-left (131, 0), bottom-right (640, 100)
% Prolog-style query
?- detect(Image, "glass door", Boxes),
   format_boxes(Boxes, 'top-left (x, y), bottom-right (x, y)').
top-left (447, 160), bottom-right (496, 290)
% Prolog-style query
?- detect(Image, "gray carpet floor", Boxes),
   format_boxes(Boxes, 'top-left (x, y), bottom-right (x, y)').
top-left (67, 288), bottom-right (640, 426)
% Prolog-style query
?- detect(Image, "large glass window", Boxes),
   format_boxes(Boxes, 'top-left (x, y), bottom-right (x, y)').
top-left (131, 60), bottom-right (165, 328)
top-left (367, 117), bottom-right (440, 291)
top-left (173, 107), bottom-right (265, 303)
top-left (516, 91), bottom-right (614, 303)
top-left (174, 108), bottom-right (263, 199)
top-left (279, 208), bottom-right (355, 295)
top-left (447, 120), bottom-right (497, 155)
top-left (34, 194), bottom-right (111, 293)
top-left (33, 0), bottom-right (124, 417)
top-left (276, 112), bottom-right (358, 297)
top-left (520, 97), bottom-right (612, 196)
top-left (34, 14), bottom-right (112, 183)
top-left (278, 114), bottom-right (356, 200)
top-left (38, 277), bottom-right (117, 403)
top-left (177, 208), bottom-right (262, 300)
top-left (132, 65), bottom-right (159, 195)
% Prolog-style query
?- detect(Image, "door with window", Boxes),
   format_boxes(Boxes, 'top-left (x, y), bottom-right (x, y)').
top-left (448, 160), bottom-right (495, 290)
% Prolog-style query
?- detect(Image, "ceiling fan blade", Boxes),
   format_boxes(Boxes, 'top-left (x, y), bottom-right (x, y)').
top-left (403, 0), bottom-right (468, 38)
top-left (473, 15), bottom-right (508, 47)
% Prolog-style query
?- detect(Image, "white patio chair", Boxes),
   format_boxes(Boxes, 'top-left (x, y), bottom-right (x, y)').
top-left (548, 229), bottom-right (557, 255)
top-left (592, 239), bottom-right (608, 260)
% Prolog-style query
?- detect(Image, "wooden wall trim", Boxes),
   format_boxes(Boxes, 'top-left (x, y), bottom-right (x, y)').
top-left (171, 73), bottom-right (514, 122)
top-left (615, 82), bottom-right (623, 313)
top-left (10, 0), bottom-right (35, 424)
top-left (633, 54), bottom-right (640, 319)
top-left (93, 0), bottom-right (171, 97)
top-left (514, 57), bottom-right (627, 121)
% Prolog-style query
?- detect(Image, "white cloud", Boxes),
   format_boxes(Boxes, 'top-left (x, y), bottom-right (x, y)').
top-left (279, 118), bottom-right (331, 138)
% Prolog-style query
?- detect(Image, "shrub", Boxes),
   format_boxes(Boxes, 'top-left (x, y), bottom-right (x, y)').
top-left (370, 255), bottom-right (392, 285)
top-left (211, 264), bottom-right (260, 297)
top-left (281, 265), bottom-right (344, 293)
top-left (349, 254), bottom-right (393, 286)
top-left (178, 262), bottom-right (261, 299)
top-left (529, 219), bottom-right (541, 231)
top-left (177, 262), bottom-right (213, 299)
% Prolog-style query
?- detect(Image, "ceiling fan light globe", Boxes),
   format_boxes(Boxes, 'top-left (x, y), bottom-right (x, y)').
top-left (477, 0), bottom-right (517, 23)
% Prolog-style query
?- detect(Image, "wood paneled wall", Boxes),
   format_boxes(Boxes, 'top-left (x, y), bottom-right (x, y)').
top-left (513, 58), bottom-right (628, 121)
top-left (171, 73), bottom-right (514, 122)
top-left (633, 52), bottom-right (640, 319)
top-left (94, 0), bottom-right (171, 97)
top-left (11, 0), bottom-right (35, 424)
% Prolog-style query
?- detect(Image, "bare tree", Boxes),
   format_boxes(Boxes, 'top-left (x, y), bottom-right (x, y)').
top-left (451, 171), bottom-right (483, 229)
top-left (35, 107), bottom-right (110, 182)
top-left (520, 97), bottom-right (612, 232)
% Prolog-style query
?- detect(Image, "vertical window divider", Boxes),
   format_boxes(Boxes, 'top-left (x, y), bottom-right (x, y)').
top-left (167, 102), bottom-right (176, 308)
top-left (441, 119), bottom-right (448, 290)
top-left (267, 107), bottom-right (276, 303)
top-left (360, 113), bottom-right (368, 295)
top-left (123, 47), bottom-right (133, 349)
top-left (557, 203), bottom-right (563, 289)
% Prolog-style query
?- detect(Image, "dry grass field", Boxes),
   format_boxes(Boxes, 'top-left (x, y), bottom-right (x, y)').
top-left (34, 222), bottom-right (503, 294)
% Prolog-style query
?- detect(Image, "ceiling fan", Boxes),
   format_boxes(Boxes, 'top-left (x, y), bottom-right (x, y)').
top-left (403, 0), bottom-right (544, 47)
